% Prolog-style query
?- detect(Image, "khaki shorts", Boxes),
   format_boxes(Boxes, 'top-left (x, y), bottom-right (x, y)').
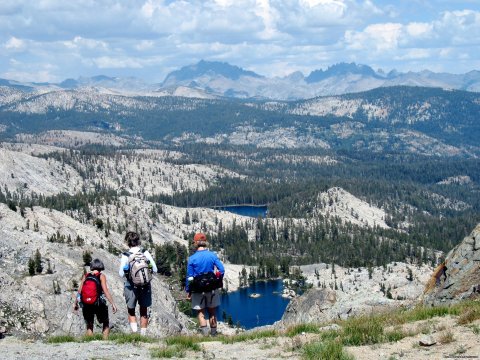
top-left (191, 289), bottom-right (221, 310)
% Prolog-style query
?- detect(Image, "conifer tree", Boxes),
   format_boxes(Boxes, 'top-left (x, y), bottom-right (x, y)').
top-left (34, 249), bottom-right (43, 274)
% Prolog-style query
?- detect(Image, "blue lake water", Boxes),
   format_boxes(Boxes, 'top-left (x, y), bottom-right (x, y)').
top-left (215, 205), bottom-right (268, 218)
top-left (218, 280), bottom-right (290, 329)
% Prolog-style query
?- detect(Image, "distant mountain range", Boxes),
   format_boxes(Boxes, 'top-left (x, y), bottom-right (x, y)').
top-left (1, 83), bottom-right (479, 157)
top-left (1, 61), bottom-right (479, 100)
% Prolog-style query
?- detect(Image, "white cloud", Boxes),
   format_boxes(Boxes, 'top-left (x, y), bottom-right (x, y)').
top-left (0, 1), bottom-right (479, 81)
top-left (395, 48), bottom-right (432, 60)
top-left (63, 36), bottom-right (109, 50)
top-left (2, 70), bottom-right (54, 82)
top-left (5, 36), bottom-right (25, 50)
top-left (345, 23), bottom-right (402, 52)
top-left (405, 22), bottom-right (433, 37)
top-left (93, 56), bottom-right (143, 69)
top-left (135, 40), bottom-right (155, 51)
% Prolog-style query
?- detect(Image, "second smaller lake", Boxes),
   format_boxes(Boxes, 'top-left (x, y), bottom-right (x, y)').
top-left (215, 205), bottom-right (268, 218)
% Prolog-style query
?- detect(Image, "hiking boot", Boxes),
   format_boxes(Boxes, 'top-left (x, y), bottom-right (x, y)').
top-left (200, 326), bottom-right (209, 336)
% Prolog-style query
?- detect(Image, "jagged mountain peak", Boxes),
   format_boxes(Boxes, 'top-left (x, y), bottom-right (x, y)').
top-left (162, 59), bottom-right (263, 85)
top-left (305, 62), bottom-right (381, 83)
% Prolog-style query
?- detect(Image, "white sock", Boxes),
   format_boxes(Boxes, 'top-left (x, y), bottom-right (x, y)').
top-left (140, 327), bottom-right (147, 336)
top-left (130, 322), bottom-right (138, 333)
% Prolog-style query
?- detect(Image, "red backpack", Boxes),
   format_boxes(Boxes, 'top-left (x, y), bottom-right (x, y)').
top-left (81, 272), bottom-right (102, 305)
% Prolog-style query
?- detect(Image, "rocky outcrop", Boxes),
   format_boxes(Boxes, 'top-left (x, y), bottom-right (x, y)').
top-left (0, 203), bottom-right (190, 338)
top-left (281, 288), bottom-right (337, 325)
top-left (423, 223), bottom-right (480, 305)
top-left (280, 287), bottom-right (398, 327)
top-left (278, 262), bottom-right (432, 327)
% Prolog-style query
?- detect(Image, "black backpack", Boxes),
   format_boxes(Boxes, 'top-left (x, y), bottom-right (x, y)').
top-left (190, 272), bottom-right (223, 293)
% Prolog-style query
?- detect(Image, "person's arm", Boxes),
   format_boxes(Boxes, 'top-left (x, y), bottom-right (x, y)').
top-left (73, 274), bottom-right (86, 310)
top-left (186, 259), bottom-right (194, 293)
top-left (100, 273), bottom-right (117, 314)
top-left (213, 254), bottom-right (225, 276)
top-left (144, 250), bottom-right (158, 273)
top-left (119, 255), bottom-right (127, 277)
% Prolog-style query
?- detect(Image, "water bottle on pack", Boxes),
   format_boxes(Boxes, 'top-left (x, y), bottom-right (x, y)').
top-left (76, 293), bottom-right (83, 308)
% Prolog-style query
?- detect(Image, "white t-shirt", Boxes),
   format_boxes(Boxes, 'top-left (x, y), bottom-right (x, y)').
top-left (118, 246), bottom-right (158, 278)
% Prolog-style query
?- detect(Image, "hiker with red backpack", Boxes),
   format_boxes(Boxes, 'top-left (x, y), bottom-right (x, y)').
top-left (186, 233), bottom-right (225, 336)
top-left (118, 231), bottom-right (157, 336)
top-left (73, 258), bottom-right (118, 339)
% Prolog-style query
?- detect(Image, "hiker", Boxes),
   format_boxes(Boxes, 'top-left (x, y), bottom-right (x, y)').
top-left (73, 258), bottom-right (118, 339)
top-left (186, 233), bottom-right (225, 336)
top-left (118, 231), bottom-right (157, 336)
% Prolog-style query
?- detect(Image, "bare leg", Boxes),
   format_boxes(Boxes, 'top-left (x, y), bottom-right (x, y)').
top-left (102, 323), bottom-right (110, 340)
top-left (86, 321), bottom-right (94, 336)
top-left (207, 307), bottom-right (217, 329)
top-left (197, 308), bottom-right (207, 327)
top-left (140, 306), bottom-right (149, 334)
top-left (127, 307), bottom-right (138, 332)
top-left (127, 307), bottom-right (137, 323)
top-left (207, 307), bottom-right (217, 335)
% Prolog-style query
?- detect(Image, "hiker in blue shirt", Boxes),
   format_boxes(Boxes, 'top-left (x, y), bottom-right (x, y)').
top-left (186, 233), bottom-right (225, 336)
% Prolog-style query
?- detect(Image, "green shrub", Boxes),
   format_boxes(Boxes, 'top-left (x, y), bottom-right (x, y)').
top-left (302, 340), bottom-right (354, 360)
top-left (286, 323), bottom-right (320, 337)
top-left (47, 335), bottom-right (76, 343)
top-left (80, 334), bottom-right (103, 342)
top-left (165, 336), bottom-right (201, 351)
top-left (320, 329), bottom-right (341, 342)
top-left (221, 329), bottom-right (278, 344)
top-left (341, 316), bottom-right (384, 346)
top-left (109, 333), bottom-right (156, 344)
top-left (384, 329), bottom-right (407, 343)
top-left (151, 346), bottom-right (185, 358)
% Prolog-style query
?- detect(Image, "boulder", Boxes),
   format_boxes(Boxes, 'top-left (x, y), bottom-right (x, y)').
top-left (419, 335), bottom-right (436, 347)
top-left (423, 224), bottom-right (480, 305)
top-left (280, 288), bottom-right (337, 326)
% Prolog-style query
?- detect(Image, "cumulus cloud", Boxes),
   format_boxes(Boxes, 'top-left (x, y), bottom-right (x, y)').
top-left (345, 23), bottom-right (402, 52)
top-left (0, 1), bottom-right (479, 81)
top-left (93, 56), bottom-right (143, 69)
top-left (4, 36), bottom-right (26, 51)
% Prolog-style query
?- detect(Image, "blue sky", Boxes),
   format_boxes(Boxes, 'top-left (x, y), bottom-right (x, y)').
top-left (1, 0), bottom-right (479, 83)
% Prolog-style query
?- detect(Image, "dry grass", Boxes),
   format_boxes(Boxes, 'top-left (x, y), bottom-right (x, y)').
top-left (457, 307), bottom-right (480, 325)
top-left (438, 330), bottom-right (455, 344)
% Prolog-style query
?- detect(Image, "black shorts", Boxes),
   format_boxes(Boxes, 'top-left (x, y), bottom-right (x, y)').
top-left (82, 300), bottom-right (109, 324)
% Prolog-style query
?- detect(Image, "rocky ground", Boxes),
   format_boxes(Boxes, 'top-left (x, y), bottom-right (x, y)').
top-left (0, 315), bottom-right (478, 359)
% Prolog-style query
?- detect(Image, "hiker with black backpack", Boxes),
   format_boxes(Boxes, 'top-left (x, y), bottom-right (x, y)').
top-left (73, 258), bottom-right (118, 339)
top-left (186, 233), bottom-right (225, 336)
top-left (118, 231), bottom-right (157, 336)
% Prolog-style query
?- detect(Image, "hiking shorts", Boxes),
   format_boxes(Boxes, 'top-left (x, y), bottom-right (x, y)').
top-left (191, 289), bottom-right (221, 310)
top-left (82, 300), bottom-right (109, 324)
top-left (124, 281), bottom-right (152, 308)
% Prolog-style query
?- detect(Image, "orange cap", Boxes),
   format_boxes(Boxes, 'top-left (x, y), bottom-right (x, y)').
top-left (193, 233), bottom-right (207, 243)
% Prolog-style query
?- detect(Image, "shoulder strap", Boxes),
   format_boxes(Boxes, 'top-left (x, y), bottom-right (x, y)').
top-left (123, 251), bottom-right (132, 257)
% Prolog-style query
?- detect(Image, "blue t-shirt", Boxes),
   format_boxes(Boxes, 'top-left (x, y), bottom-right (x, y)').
top-left (186, 249), bottom-right (225, 292)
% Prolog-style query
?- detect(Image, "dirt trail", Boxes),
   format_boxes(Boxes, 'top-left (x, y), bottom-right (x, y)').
top-left (1, 316), bottom-right (479, 360)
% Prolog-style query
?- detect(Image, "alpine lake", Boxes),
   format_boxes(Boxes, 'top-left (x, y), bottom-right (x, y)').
top-left (214, 205), bottom-right (290, 329)
top-left (218, 279), bottom-right (290, 329)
